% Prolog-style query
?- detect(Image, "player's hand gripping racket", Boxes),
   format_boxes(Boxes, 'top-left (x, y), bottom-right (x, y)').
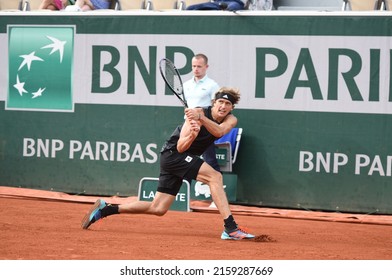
top-left (159, 58), bottom-right (188, 108)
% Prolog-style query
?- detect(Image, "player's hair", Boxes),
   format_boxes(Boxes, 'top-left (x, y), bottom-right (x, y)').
top-left (214, 87), bottom-right (240, 105)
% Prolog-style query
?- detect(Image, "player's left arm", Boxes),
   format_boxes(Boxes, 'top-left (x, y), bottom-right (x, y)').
top-left (201, 113), bottom-right (237, 138)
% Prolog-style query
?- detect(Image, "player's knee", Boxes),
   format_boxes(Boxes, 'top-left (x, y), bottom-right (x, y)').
top-left (207, 170), bottom-right (223, 186)
top-left (155, 209), bottom-right (168, 216)
top-left (150, 205), bottom-right (168, 216)
top-left (213, 170), bottom-right (223, 182)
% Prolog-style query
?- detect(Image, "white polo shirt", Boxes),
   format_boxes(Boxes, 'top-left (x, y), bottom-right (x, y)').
top-left (183, 75), bottom-right (220, 108)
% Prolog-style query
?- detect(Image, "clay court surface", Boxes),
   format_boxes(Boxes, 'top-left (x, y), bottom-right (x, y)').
top-left (1, 186), bottom-right (391, 260)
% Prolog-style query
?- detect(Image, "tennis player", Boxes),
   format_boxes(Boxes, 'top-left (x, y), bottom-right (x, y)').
top-left (81, 87), bottom-right (255, 240)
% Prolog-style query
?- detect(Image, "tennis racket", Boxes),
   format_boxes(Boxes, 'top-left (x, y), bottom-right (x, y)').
top-left (159, 58), bottom-right (188, 108)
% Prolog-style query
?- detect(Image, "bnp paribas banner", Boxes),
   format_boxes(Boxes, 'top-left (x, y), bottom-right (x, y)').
top-left (0, 13), bottom-right (391, 214)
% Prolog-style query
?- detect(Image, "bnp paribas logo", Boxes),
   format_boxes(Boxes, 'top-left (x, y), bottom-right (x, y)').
top-left (7, 25), bottom-right (75, 112)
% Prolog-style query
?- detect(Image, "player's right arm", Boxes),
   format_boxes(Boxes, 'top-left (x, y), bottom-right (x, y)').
top-left (177, 119), bottom-right (201, 153)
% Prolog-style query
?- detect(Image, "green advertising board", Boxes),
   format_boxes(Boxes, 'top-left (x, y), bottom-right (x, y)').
top-left (0, 12), bottom-right (391, 214)
top-left (191, 174), bottom-right (237, 203)
top-left (138, 177), bottom-right (190, 212)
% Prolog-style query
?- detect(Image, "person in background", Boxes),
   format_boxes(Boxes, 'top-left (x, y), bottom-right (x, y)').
top-left (64, 0), bottom-right (111, 11)
top-left (183, 53), bottom-right (221, 172)
top-left (38, 0), bottom-right (73, 10)
top-left (186, 0), bottom-right (246, 11)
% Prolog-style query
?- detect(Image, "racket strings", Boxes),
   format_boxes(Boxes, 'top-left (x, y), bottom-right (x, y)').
top-left (159, 58), bottom-right (187, 107)
top-left (164, 62), bottom-right (183, 95)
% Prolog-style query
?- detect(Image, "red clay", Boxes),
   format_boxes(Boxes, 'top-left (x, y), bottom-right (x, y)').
top-left (0, 187), bottom-right (391, 260)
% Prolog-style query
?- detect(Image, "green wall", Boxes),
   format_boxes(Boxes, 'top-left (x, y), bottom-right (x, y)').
top-left (1, 12), bottom-right (391, 214)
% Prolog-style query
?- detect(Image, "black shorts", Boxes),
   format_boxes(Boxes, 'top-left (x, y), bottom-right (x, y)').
top-left (157, 149), bottom-right (204, 196)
